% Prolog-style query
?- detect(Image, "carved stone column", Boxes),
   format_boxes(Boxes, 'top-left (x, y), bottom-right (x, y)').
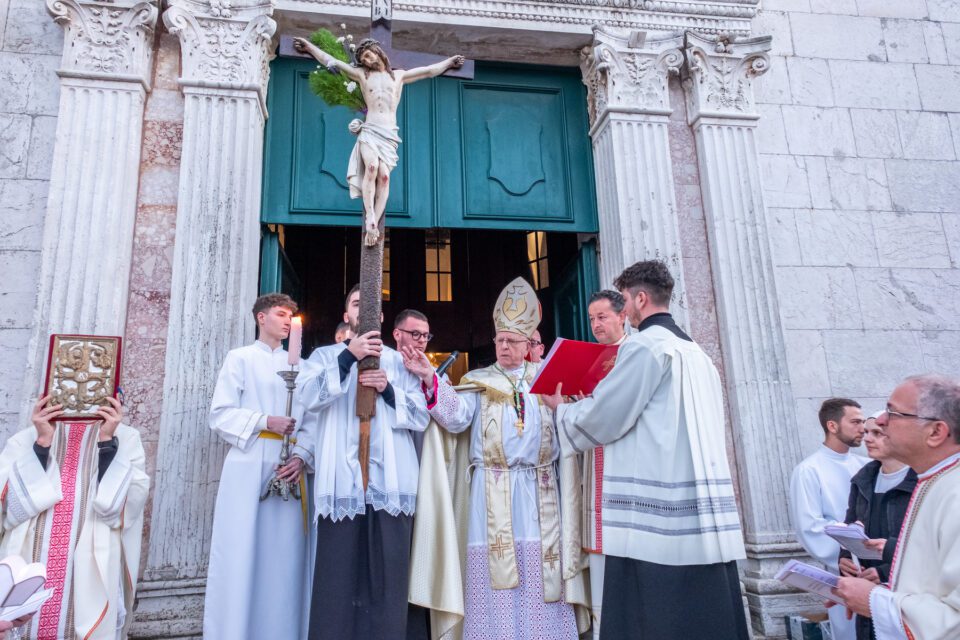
top-left (135, 1), bottom-right (275, 634)
top-left (683, 32), bottom-right (806, 637)
top-left (22, 0), bottom-right (158, 417)
top-left (580, 28), bottom-right (688, 326)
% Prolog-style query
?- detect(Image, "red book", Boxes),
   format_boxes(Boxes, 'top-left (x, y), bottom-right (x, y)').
top-left (529, 338), bottom-right (619, 396)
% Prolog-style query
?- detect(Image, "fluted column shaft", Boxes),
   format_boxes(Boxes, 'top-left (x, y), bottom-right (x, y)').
top-left (146, 2), bottom-right (275, 583)
top-left (581, 29), bottom-right (688, 327)
top-left (683, 32), bottom-right (805, 636)
top-left (22, 0), bottom-right (158, 417)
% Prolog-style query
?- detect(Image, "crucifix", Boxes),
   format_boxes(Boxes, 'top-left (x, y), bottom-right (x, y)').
top-left (285, 1), bottom-right (474, 491)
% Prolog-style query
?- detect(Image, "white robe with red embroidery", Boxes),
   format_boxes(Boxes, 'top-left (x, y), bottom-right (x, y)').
top-left (0, 422), bottom-right (148, 640)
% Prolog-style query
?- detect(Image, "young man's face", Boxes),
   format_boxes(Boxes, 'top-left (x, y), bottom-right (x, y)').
top-left (862, 419), bottom-right (894, 461)
top-left (393, 317), bottom-right (431, 353)
top-left (830, 405), bottom-right (866, 448)
top-left (258, 306), bottom-right (293, 343)
top-left (344, 291), bottom-right (360, 333)
top-left (588, 299), bottom-right (626, 345)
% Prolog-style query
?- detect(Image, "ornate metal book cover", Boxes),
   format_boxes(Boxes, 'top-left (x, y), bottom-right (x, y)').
top-left (42, 334), bottom-right (122, 421)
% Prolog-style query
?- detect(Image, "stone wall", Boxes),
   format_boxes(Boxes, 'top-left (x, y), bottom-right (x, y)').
top-left (754, 0), bottom-right (960, 455)
top-left (0, 0), bottom-right (61, 438)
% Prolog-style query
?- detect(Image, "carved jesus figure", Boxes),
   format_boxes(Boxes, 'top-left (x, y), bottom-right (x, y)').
top-left (294, 37), bottom-right (465, 245)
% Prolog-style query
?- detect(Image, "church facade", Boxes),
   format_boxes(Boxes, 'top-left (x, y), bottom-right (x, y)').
top-left (1, 0), bottom-right (958, 637)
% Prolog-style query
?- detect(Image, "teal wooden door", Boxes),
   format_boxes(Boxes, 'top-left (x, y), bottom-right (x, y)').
top-left (435, 66), bottom-right (597, 232)
top-left (262, 60), bottom-right (596, 232)
top-left (262, 58), bottom-right (433, 227)
top-left (259, 228), bottom-right (302, 300)
top-left (552, 240), bottom-right (599, 341)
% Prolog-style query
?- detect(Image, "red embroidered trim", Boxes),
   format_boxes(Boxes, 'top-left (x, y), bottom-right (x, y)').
top-left (37, 422), bottom-right (87, 640)
top-left (888, 458), bottom-right (959, 587)
top-left (594, 446), bottom-right (604, 554)
top-left (424, 374), bottom-right (439, 410)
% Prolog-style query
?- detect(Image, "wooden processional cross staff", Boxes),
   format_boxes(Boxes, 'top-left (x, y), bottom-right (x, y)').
top-left (283, 0), bottom-right (474, 490)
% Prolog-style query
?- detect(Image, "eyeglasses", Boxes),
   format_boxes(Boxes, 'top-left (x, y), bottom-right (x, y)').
top-left (529, 340), bottom-right (543, 347)
top-left (882, 408), bottom-right (941, 422)
top-left (397, 328), bottom-right (433, 342)
top-left (493, 337), bottom-right (529, 347)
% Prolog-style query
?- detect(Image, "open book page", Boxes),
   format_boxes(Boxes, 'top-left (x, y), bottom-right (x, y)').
top-left (0, 556), bottom-right (47, 608)
top-left (775, 560), bottom-right (845, 605)
top-left (824, 522), bottom-right (883, 560)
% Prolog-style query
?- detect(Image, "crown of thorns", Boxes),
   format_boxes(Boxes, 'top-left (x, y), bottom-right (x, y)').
top-left (354, 38), bottom-right (382, 60)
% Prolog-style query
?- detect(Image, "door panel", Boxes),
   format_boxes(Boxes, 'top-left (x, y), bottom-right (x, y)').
top-left (552, 239), bottom-right (599, 342)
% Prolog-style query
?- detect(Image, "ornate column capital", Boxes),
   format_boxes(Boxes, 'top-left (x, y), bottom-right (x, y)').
top-left (162, 0), bottom-right (276, 113)
top-left (580, 27), bottom-right (684, 131)
top-left (46, 0), bottom-right (159, 88)
top-left (682, 31), bottom-right (771, 124)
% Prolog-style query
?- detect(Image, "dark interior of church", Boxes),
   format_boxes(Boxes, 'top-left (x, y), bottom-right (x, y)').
top-left (276, 226), bottom-right (581, 382)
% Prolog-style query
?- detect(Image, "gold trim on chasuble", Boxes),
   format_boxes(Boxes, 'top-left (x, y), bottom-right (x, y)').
top-left (462, 365), bottom-right (564, 602)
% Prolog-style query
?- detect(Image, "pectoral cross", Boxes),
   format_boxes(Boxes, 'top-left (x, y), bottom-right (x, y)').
top-left (281, 0), bottom-right (474, 491)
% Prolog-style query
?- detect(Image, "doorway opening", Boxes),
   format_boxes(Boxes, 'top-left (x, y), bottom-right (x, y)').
top-left (262, 225), bottom-right (591, 383)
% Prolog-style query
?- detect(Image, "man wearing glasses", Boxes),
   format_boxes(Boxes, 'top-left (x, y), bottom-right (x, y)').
top-left (393, 309), bottom-right (434, 355)
top-left (528, 330), bottom-right (545, 363)
top-left (832, 374), bottom-right (960, 640)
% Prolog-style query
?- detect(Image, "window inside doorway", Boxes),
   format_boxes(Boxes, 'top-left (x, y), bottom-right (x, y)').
top-left (527, 231), bottom-right (549, 290)
top-left (382, 231), bottom-right (391, 301)
top-left (425, 229), bottom-right (453, 302)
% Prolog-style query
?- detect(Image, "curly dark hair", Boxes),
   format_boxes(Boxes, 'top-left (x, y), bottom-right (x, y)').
top-left (252, 293), bottom-right (298, 326)
top-left (613, 260), bottom-right (674, 306)
top-left (355, 39), bottom-right (394, 79)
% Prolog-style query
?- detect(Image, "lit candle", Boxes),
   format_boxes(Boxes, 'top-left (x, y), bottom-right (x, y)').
top-left (288, 316), bottom-right (302, 366)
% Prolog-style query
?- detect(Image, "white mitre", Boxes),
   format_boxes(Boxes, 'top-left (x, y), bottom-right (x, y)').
top-left (493, 277), bottom-right (541, 338)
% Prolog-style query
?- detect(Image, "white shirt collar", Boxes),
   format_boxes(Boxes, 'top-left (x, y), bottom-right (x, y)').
top-left (819, 444), bottom-right (851, 461)
top-left (255, 339), bottom-right (284, 354)
top-left (918, 450), bottom-right (960, 480)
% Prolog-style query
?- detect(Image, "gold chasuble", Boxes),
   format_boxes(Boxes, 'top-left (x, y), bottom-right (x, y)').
top-left (409, 364), bottom-right (590, 639)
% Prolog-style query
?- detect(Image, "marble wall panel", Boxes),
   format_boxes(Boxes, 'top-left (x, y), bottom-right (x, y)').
top-left (782, 105), bottom-right (856, 156)
top-left (882, 18), bottom-right (929, 63)
top-left (0, 52), bottom-right (60, 116)
top-left (782, 329), bottom-right (832, 397)
top-left (928, 0), bottom-right (960, 23)
top-left (825, 157), bottom-right (891, 211)
top-left (803, 157), bottom-right (834, 209)
top-left (761, 155), bottom-right (812, 208)
top-left (830, 61), bottom-right (921, 110)
top-left (26, 114), bottom-right (56, 180)
top-left (855, 267), bottom-right (960, 330)
top-left (942, 214), bottom-right (960, 267)
top-left (1, 0), bottom-right (62, 55)
top-left (916, 65), bottom-right (960, 111)
top-left (941, 22), bottom-right (960, 65)
top-left (850, 109), bottom-right (902, 158)
top-left (790, 13), bottom-right (885, 61)
top-left (923, 22), bottom-right (950, 65)
top-left (897, 111), bottom-right (956, 160)
top-left (775, 266), bottom-right (862, 330)
top-left (786, 57), bottom-right (834, 106)
top-left (756, 104), bottom-right (789, 155)
top-left (0, 113), bottom-right (30, 178)
top-left (809, 0), bottom-right (857, 15)
top-left (822, 329), bottom-right (926, 397)
top-left (872, 212), bottom-right (952, 268)
top-left (794, 209), bottom-right (879, 267)
top-left (886, 159), bottom-right (960, 212)
top-left (765, 208), bottom-right (803, 266)
top-left (857, 0), bottom-right (929, 19)
top-left (919, 330), bottom-right (960, 377)
top-left (0, 179), bottom-right (46, 250)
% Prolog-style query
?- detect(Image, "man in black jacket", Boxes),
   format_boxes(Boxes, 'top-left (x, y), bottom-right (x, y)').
top-left (838, 413), bottom-right (917, 640)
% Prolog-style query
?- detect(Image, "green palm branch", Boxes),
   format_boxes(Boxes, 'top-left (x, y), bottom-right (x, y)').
top-left (307, 28), bottom-right (366, 113)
